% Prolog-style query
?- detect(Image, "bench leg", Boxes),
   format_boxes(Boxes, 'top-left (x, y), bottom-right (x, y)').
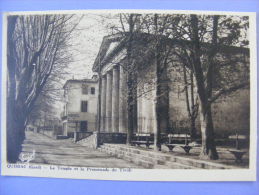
top-left (234, 153), bottom-right (245, 163)
top-left (167, 145), bottom-right (176, 152)
top-left (181, 146), bottom-right (192, 154)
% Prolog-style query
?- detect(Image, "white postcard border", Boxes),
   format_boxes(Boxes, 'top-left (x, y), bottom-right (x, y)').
top-left (1, 9), bottom-right (257, 181)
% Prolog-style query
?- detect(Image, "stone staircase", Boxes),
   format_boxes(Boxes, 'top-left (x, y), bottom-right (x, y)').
top-left (99, 144), bottom-right (235, 169)
top-left (76, 133), bottom-right (97, 148)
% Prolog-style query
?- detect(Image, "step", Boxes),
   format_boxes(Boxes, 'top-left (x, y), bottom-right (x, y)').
top-left (164, 161), bottom-right (198, 169)
top-left (153, 164), bottom-right (171, 169)
top-left (103, 144), bottom-right (171, 161)
top-left (100, 145), bottom-right (160, 165)
top-left (99, 146), bottom-right (154, 168)
top-left (118, 153), bottom-right (154, 169)
top-left (100, 145), bottom-right (197, 169)
top-left (169, 155), bottom-right (234, 169)
top-left (100, 144), bottom-right (235, 169)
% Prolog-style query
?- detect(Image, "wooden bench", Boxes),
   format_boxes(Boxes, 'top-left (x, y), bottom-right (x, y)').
top-left (131, 133), bottom-right (154, 148)
top-left (165, 144), bottom-right (195, 154)
top-left (163, 134), bottom-right (200, 154)
top-left (228, 134), bottom-right (248, 163)
top-left (229, 149), bottom-right (246, 163)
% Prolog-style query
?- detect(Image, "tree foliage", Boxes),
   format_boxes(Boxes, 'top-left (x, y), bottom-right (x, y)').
top-left (105, 13), bottom-right (249, 158)
top-left (7, 14), bottom-right (78, 162)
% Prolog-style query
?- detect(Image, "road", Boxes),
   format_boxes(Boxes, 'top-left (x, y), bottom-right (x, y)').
top-left (20, 131), bottom-right (142, 168)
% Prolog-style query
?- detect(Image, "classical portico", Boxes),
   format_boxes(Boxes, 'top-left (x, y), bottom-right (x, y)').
top-left (100, 65), bottom-right (128, 133)
top-left (93, 34), bottom-right (170, 137)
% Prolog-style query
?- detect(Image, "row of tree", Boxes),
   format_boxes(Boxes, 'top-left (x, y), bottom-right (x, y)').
top-left (6, 14), bottom-right (79, 162)
top-left (104, 13), bottom-right (249, 160)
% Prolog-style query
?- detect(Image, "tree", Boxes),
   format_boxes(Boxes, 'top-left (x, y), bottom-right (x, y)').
top-left (6, 14), bottom-right (78, 162)
top-left (117, 14), bottom-right (172, 148)
top-left (188, 15), bottom-right (220, 159)
top-left (106, 14), bottom-right (183, 148)
top-left (187, 14), bottom-right (249, 159)
top-left (182, 61), bottom-right (199, 140)
top-left (100, 13), bottom-right (249, 157)
top-left (106, 13), bottom-right (143, 144)
top-left (152, 13), bottom-right (249, 159)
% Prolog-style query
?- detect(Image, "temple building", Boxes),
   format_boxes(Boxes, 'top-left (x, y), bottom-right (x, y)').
top-left (61, 77), bottom-right (98, 137)
top-left (92, 33), bottom-right (250, 138)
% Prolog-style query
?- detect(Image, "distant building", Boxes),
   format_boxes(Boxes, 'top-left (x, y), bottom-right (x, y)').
top-left (61, 77), bottom-right (98, 137)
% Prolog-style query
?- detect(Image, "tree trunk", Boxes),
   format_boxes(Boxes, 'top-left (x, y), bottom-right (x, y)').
top-left (190, 14), bottom-right (219, 160)
top-left (126, 78), bottom-right (134, 145)
top-left (126, 14), bottom-right (135, 145)
top-left (154, 64), bottom-right (163, 151)
top-left (153, 99), bottom-right (161, 151)
top-left (190, 116), bottom-right (197, 141)
top-left (6, 16), bottom-right (25, 163)
top-left (183, 63), bottom-right (197, 141)
top-left (189, 71), bottom-right (197, 141)
top-left (7, 99), bottom-right (26, 162)
top-left (153, 14), bottom-right (161, 151)
top-left (199, 100), bottom-right (218, 160)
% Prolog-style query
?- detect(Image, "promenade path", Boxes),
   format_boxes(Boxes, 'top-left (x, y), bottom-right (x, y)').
top-left (20, 131), bottom-right (142, 168)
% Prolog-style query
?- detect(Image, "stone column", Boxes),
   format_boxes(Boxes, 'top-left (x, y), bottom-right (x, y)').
top-left (119, 66), bottom-right (127, 133)
top-left (105, 71), bottom-right (113, 132)
top-left (100, 75), bottom-right (107, 132)
top-left (112, 66), bottom-right (120, 132)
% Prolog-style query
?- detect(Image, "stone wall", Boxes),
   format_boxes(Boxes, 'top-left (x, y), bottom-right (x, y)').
top-left (73, 131), bottom-right (93, 142)
top-left (76, 132), bottom-right (127, 149)
top-left (135, 54), bottom-right (249, 137)
top-left (38, 130), bottom-right (55, 139)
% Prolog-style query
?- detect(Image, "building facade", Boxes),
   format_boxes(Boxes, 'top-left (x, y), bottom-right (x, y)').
top-left (92, 33), bottom-right (250, 138)
top-left (61, 78), bottom-right (98, 137)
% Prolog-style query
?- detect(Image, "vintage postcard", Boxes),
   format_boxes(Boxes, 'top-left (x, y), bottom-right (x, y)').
top-left (1, 9), bottom-right (257, 181)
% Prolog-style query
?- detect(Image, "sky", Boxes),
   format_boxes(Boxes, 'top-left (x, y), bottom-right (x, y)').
top-left (55, 13), bottom-right (121, 115)
top-left (65, 13), bottom-right (120, 81)
top-left (65, 13), bottom-right (249, 83)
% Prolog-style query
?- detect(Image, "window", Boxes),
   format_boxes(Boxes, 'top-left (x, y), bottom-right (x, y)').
top-left (80, 121), bottom-right (88, 132)
top-left (82, 84), bottom-right (88, 94)
top-left (90, 87), bottom-right (95, 95)
top-left (81, 101), bottom-right (88, 112)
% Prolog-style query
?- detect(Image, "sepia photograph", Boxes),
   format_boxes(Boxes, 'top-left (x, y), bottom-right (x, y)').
top-left (1, 10), bottom-right (257, 181)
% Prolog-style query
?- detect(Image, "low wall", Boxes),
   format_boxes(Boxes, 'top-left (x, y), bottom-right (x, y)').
top-left (38, 130), bottom-right (65, 139)
top-left (76, 132), bottom-right (127, 149)
top-left (38, 130), bottom-right (55, 138)
top-left (74, 132), bottom-right (93, 142)
top-left (98, 132), bottom-right (127, 145)
top-left (80, 132), bottom-right (99, 149)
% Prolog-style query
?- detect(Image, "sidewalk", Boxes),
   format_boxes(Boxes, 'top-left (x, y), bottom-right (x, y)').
top-left (20, 131), bottom-right (143, 168)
